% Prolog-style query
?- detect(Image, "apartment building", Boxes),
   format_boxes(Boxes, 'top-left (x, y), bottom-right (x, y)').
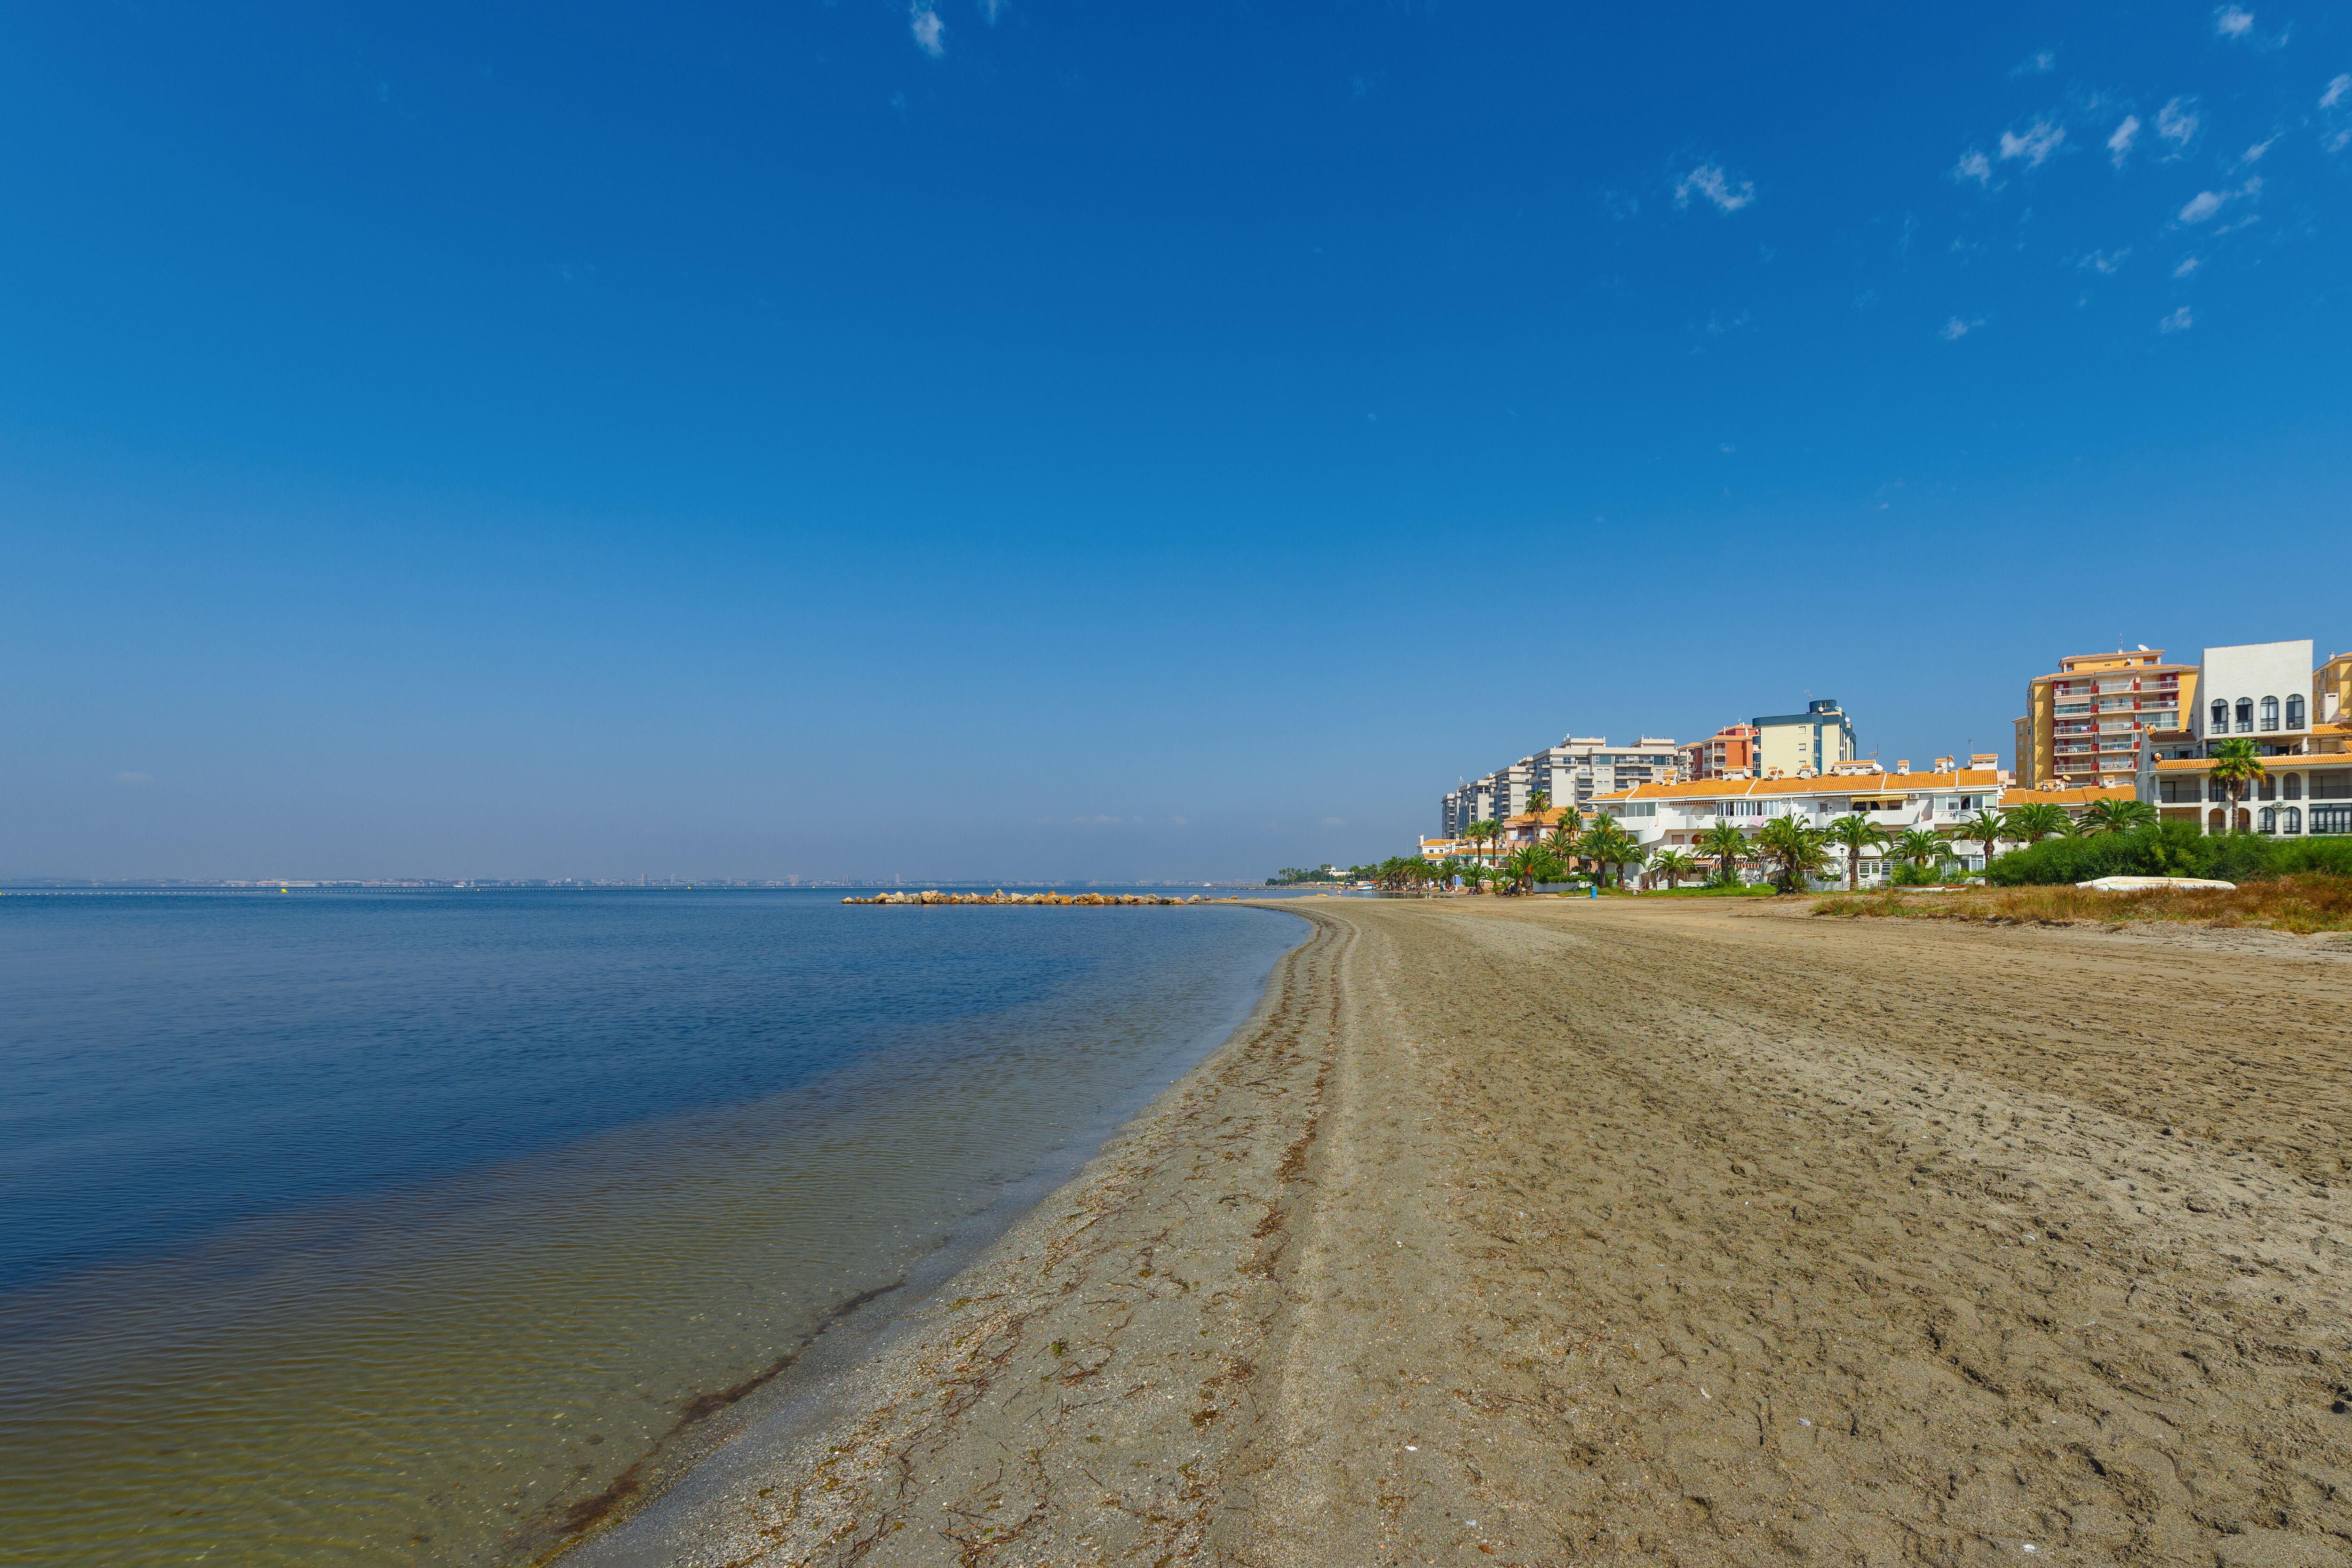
top-left (1441, 734), bottom-right (1682, 836)
top-left (1588, 761), bottom-right (2077, 887)
top-left (2136, 639), bottom-right (2352, 835)
top-left (1683, 724), bottom-right (1758, 780)
top-left (1752, 699), bottom-right (1856, 777)
top-left (2014, 647), bottom-right (2195, 788)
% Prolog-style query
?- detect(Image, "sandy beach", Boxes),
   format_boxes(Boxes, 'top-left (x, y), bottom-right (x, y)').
top-left (574, 896), bottom-right (2352, 1568)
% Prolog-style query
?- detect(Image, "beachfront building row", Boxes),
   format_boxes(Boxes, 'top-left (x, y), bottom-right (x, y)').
top-left (1440, 734), bottom-right (1683, 838)
top-left (1563, 760), bottom-right (2135, 888)
top-left (2133, 640), bottom-right (2352, 836)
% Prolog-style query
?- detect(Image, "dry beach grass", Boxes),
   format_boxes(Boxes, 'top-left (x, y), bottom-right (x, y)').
top-left (568, 896), bottom-right (2352, 1568)
top-left (1814, 876), bottom-right (2352, 937)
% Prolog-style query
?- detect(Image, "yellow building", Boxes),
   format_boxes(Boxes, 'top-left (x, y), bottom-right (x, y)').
top-left (2319, 649), bottom-right (2352, 740)
top-left (2014, 647), bottom-right (2194, 788)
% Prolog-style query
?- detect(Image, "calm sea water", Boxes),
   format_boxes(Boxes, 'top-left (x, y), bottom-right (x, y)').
top-left (0, 889), bottom-right (1300, 1567)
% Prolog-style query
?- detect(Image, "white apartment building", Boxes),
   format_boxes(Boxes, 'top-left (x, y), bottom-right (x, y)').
top-left (1440, 734), bottom-right (1681, 836)
top-left (2136, 639), bottom-right (2352, 836)
top-left (1590, 761), bottom-right (2032, 887)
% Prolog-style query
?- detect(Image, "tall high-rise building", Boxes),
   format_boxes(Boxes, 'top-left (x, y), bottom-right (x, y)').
top-left (2014, 648), bottom-right (2193, 788)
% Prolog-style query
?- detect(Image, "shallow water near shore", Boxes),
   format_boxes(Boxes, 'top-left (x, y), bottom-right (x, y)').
top-left (0, 889), bottom-right (1301, 1567)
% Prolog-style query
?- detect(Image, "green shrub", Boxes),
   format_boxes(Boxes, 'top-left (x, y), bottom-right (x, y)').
top-left (1987, 824), bottom-right (2352, 885)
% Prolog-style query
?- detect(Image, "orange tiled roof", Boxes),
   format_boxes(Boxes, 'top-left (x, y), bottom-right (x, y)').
top-left (1998, 784), bottom-right (2136, 806)
top-left (1593, 769), bottom-right (2002, 803)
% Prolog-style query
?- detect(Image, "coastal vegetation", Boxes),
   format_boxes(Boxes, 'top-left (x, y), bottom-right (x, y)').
top-left (1983, 823), bottom-right (2352, 886)
top-left (1814, 874), bottom-right (2352, 935)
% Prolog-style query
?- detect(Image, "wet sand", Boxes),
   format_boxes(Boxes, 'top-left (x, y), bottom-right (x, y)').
top-left (573, 896), bottom-right (2352, 1567)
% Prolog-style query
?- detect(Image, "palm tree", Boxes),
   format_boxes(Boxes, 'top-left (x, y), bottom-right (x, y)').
top-left (1824, 812), bottom-right (1891, 891)
top-left (2077, 797), bottom-right (2157, 836)
top-left (1465, 819), bottom-right (1501, 867)
top-left (1696, 821), bottom-right (1751, 888)
top-left (1574, 817), bottom-right (1645, 889)
top-left (1541, 817), bottom-right (1581, 865)
top-left (1959, 808), bottom-right (2008, 877)
top-left (2001, 800), bottom-right (2074, 845)
top-left (1502, 844), bottom-right (1556, 895)
top-left (1754, 814), bottom-right (1830, 892)
top-left (2207, 738), bottom-right (2266, 832)
top-left (1647, 848), bottom-right (1700, 889)
top-left (1892, 827), bottom-right (1947, 883)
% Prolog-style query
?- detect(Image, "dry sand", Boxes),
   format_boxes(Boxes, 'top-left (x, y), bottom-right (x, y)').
top-left (574, 896), bottom-right (2352, 1567)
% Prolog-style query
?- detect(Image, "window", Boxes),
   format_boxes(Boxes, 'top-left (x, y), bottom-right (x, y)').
top-left (2314, 771), bottom-right (2352, 802)
top-left (2285, 772), bottom-right (2304, 801)
top-left (2313, 805), bottom-right (2352, 836)
top-left (2212, 699), bottom-right (2229, 732)
top-left (2258, 775), bottom-right (2276, 802)
top-left (2158, 777), bottom-right (2201, 804)
top-left (2284, 807), bottom-right (2302, 836)
top-left (2260, 807), bottom-right (2277, 834)
top-left (2236, 698), bottom-right (2255, 733)
top-left (2261, 696), bottom-right (2280, 732)
top-left (2288, 694), bottom-right (2306, 729)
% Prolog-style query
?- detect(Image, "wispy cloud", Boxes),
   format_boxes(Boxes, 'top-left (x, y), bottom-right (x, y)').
top-left (2214, 6), bottom-right (2255, 39)
top-left (2174, 255), bottom-right (2201, 276)
top-left (2106, 115), bottom-right (2142, 167)
top-left (976, 0), bottom-right (1006, 22)
top-left (1674, 163), bottom-right (1756, 213)
top-left (2011, 48), bottom-right (2057, 77)
top-left (2178, 175), bottom-right (2259, 223)
top-left (1940, 315), bottom-right (1986, 340)
top-left (1998, 119), bottom-right (2066, 167)
top-left (2238, 136), bottom-right (2277, 165)
top-left (910, 3), bottom-right (945, 57)
top-left (2157, 96), bottom-right (2201, 153)
top-left (2079, 248), bottom-right (2130, 274)
top-left (2325, 74), bottom-right (2351, 109)
top-left (2159, 305), bottom-right (2194, 332)
top-left (1953, 149), bottom-right (1996, 187)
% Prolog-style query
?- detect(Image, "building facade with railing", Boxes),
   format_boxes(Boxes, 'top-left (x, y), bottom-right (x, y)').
top-left (2014, 647), bottom-right (2194, 789)
top-left (2134, 640), bottom-right (2352, 835)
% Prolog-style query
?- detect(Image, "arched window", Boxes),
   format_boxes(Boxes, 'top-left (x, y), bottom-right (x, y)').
top-left (2258, 775), bottom-right (2276, 801)
top-left (2209, 808), bottom-right (2227, 835)
top-left (2211, 699), bottom-right (2229, 733)
top-left (2285, 807), bottom-right (2304, 835)
top-left (2261, 696), bottom-right (2280, 731)
top-left (2285, 772), bottom-right (2304, 801)
top-left (2260, 807), bottom-right (2277, 834)
top-left (2288, 693), bottom-right (2307, 729)
top-left (2236, 698), bottom-right (2255, 733)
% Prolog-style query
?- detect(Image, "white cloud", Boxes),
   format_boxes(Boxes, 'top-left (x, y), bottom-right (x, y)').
top-left (910, 3), bottom-right (945, 57)
top-left (2080, 248), bottom-right (2130, 274)
top-left (1953, 149), bottom-right (1996, 187)
top-left (977, 0), bottom-right (1006, 21)
top-left (2179, 175), bottom-right (2261, 223)
top-left (116, 771), bottom-right (154, 786)
top-left (2324, 74), bottom-right (2351, 109)
top-left (2175, 255), bottom-right (2201, 276)
top-left (1998, 119), bottom-right (2066, 167)
top-left (2011, 49), bottom-right (2057, 77)
top-left (2106, 115), bottom-right (2142, 167)
top-left (2239, 136), bottom-right (2277, 164)
top-left (2157, 97), bottom-right (2201, 151)
top-left (1940, 316), bottom-right (1986, 340)
top-left (1674, 163), bottom-right (1756, 213)
top-left (2215, 6), bottom-right (2255, 38)
top-left (2159, 306), bottom-right (2194, 332)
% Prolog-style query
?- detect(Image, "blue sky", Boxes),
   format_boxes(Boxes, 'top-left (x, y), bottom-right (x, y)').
top-left (4, 2), bottom-right (2348, 881)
